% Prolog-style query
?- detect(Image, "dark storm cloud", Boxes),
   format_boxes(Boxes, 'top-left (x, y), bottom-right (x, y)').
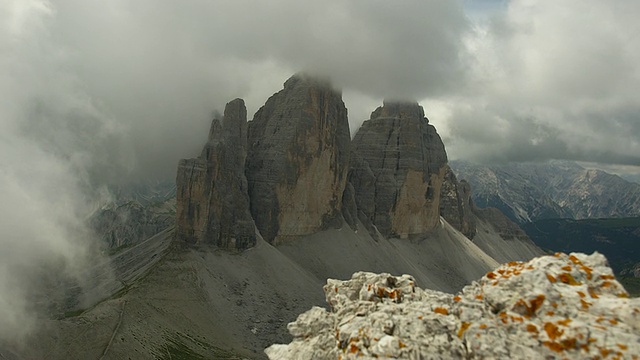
top-left (441, 0), bottom-right (640, 167)
top-left (16, 0), bottom-right (470, 182)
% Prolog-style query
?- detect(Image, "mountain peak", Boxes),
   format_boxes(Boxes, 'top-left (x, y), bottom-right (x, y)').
top-left (283, 72), bottom-right (336, 92)
top-left (370, 101), bottom-right (426, 122)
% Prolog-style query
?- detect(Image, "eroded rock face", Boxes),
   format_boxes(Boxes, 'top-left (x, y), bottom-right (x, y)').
top-left (440, 168), bottom-right (476, 239)
top-left (246, 74), bottom-right (351, 244)
top-left (266, 252), bottom-right (640, 359)
top-left (175, 99), bottom-right (256, 250)
top-left (350, 102), bottom-right (448, 238)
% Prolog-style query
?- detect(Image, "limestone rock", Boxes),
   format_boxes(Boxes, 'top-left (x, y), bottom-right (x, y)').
top-left (175, 98), bottom-right (256, 250)
top-left (245, 74), bottom-right (351, 244)
top-left (439, 167), bottom-right (476, 239)
top-left (350, 101), bottom-right (448, 238)
top-left (266, 252), bottom-right (640, 359)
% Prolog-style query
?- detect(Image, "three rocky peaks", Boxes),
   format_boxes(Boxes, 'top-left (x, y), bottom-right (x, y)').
top-left (176, 74), bottom-right (478, 249)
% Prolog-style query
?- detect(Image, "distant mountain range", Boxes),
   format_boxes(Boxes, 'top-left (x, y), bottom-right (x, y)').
top-left (450, 160), bottom-right (640, 224)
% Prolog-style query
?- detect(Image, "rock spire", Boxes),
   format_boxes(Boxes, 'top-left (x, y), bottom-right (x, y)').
top-left (245, 74), bottom-right (351, 244)
top-left (175, 98), bottom-right (256, 249)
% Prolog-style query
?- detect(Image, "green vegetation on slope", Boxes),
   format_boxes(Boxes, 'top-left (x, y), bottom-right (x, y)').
top-left (522, 217), bottom-right (640, 274)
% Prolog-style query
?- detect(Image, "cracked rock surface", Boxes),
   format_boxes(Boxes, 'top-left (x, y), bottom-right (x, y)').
top-left (266, 252), bottom-right (640, 359)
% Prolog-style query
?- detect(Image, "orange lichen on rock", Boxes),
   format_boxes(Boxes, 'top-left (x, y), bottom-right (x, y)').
top-left (544, 322), bottom-right (564, 340)
top-left (546, 338), bottom-right (577, 353)
top-left (543, 341), bottom-right (565, 353)
top-left (547, 274), bottom-right (558, 283)
top-left (558, 273), bottom-right (581, 286)
top-left (569, 255), bottom-right (583, 265)
top-left (580, 265), bottom-right (593, 279)
top-left (526, 324), bottom-right (538, 332)
top-left (433, 307), bottom-right (449, 315)
top-left (453, 295), bottom-right (461, 302)
top-left (514, 294), bottom-right (546, 318)
top-left (458, 322), bottom-right (471, 338)
top-left (486, 272), bottom-right (497, 279)
top-left (557, 318), bottom-right (572, 326)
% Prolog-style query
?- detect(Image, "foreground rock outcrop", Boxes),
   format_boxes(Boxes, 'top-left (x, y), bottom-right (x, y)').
top-left (175, 99), bottom-right (256, 249)
top-left (246, 74), bottom-right (351, 244)
top-left (266, 252), bottom-right (640, 359)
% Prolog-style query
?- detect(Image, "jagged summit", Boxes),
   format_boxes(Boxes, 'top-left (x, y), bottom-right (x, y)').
top-left (282, 72), bottom-right (336, 92)
top-left (175, 74), bottom-right (524, 248)
top-left (175, 98), bottom-right (256, 249)
top-left (246, 74), bottom-right (351, 244)
top-left (347, 100), bottom-right (477, 239)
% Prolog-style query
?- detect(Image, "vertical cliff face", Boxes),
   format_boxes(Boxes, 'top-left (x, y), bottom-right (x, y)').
top-left (246, 74), bottom-right (351, 244)
top-left (350, 102), bottom-right (449, 238)
top-left (175, 99), bottom-right (256, 250)
top-left (439, 168), bottom-right (476, 239)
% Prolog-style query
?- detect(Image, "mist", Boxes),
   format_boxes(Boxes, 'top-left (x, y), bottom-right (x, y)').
top-left (2, 0), bottom-right (640, 345)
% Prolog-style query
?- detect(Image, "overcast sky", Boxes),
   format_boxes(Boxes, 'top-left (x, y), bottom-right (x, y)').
top-left (4, 0), bottom-right (639, 183)
top-left (1, 0), bottom-right (639, 342)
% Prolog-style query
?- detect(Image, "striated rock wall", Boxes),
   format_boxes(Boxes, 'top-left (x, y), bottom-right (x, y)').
top-left (175, 99), bottom-right (256, 250)
top-left (439, 168), bottom-right (476, 239)
top-left (246, 74), bottom-right (351, 244)
top-left (266, 252), bottom-right (640, 359)
top-left (350, 101), bottom-right (449, 238)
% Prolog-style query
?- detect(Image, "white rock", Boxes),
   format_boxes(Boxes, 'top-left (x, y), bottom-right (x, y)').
top-left (266, 252), bottom-right (640, 359)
